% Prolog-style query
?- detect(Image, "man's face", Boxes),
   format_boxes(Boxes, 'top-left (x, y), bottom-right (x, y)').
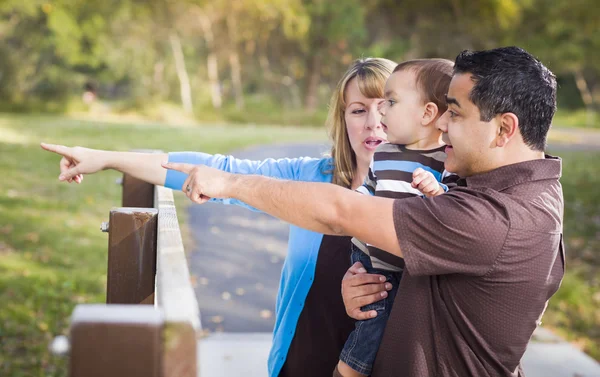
top-left (438, 73), bottom-right (500, 177)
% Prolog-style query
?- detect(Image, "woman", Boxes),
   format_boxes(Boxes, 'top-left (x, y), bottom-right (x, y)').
top-left (41, 58), bottom-right (395, 377)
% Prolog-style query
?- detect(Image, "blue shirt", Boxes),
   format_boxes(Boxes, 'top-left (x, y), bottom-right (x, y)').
top-left (165, 152), bottom-right (334, 377)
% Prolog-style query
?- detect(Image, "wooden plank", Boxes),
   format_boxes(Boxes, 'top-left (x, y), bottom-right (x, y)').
top-left (122, 174), bottom-right (155, 208)
top-left (154, 185), bottom-right (200, 377)
top-left (121, 149), bottom-right (161, 209)
top-left (69, 304), bottom-right (163, 377)
top-left (106, 208), bottom-right (158, 304)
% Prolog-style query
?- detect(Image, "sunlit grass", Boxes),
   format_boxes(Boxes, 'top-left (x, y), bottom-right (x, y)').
top-left (553, 109), bottom-right (599, 129)
top-left (1, 112), bottom-right (599, 376)
top-left (543, 149), bottom-right (600, 360)
top-left (0, 113), bottom-right (326, 377)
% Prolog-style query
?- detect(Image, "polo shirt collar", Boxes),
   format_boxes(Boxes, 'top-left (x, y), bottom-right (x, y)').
top-left (456, 155), bottom-right (562, 191)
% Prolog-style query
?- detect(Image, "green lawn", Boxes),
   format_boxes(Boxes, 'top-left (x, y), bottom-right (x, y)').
top-left (0, 113), bottom-right (326, 377)
top-left (0, 113), bottom-right (599, 376)
top-left (553, 109), bottom-right (600, 129)
top-left (544, 149), bottom-right (600, 359)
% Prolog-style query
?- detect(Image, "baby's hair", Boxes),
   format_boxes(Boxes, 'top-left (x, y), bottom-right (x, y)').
top-left (393, 59), bottom-right (454, 115)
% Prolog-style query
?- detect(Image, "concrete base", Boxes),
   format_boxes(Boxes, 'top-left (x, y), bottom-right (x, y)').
top-left (198, 328), bottom-right (600, 377)
top-left (199, 333), bottom-right (271, 377)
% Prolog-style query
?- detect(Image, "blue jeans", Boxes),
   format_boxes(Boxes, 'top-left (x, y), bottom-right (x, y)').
top-left (339, 244), bottom-right (402, 375)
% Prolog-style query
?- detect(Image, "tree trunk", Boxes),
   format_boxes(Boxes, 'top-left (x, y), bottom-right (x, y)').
top-left (304, 53), bottom-right (322, 113)
top-left (226, 13), bottom-right (244, 110)
top-left (169, 32), bottom-right (193, 115)
top-left (198, 12), bottom-right (222, 109)
top-left (574, 69), bottom-right (595, 127)
top-left (153, 61), bottom-right (166, 98)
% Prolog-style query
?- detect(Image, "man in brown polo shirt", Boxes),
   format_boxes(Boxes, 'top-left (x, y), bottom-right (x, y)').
top-left (163, 46), bottom-right (564, 377)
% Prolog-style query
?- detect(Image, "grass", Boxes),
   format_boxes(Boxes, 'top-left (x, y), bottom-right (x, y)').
top-left (553, 109), bottom-right (600, 129)
top-left (0, 113), bottom-right (326, 377)
top-left (0, 113), bottom-right (599, 376)
top-left (543, 149), bottom-right (600, 359)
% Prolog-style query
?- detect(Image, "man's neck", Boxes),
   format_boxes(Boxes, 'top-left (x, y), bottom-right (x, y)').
top-left (472, 148), bottom-right (546, 177)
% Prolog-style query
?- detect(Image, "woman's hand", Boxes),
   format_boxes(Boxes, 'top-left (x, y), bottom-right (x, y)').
top-left (40, 143), bottom-right (107, 183)
top-left (341, 262), bottom-right (393, 320)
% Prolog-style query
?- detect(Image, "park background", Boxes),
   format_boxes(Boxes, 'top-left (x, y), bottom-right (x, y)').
top-left (0, 0), bottom-right (599, 376)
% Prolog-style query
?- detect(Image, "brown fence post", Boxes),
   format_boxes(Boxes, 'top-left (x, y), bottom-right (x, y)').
top-left (106, 208), bottom-right (158, 304)
top-left (120, 149), bottom-right (161, 208)
top-left (122, 174), bottom-right (155, 208)
top-left (69, 304), bottom-right (163, 377)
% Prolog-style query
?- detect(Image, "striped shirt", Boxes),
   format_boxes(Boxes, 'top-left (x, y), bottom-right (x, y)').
top-left (353, 143), bottom-right (449, 271)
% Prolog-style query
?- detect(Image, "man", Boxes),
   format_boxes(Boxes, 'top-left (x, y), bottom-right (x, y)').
top-left (168, 46), bottom-right (564, 376)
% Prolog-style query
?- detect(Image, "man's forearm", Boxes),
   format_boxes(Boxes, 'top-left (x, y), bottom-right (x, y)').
top-left (223, 173), bottom-right (402, 256)
top-left (105, 151), bottom-right (169, 186)
top-left (228, 174), bottom-right (351, 236)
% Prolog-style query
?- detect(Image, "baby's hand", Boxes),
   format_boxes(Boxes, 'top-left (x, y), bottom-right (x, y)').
top-left (412, 168), bottom-right (444, 197)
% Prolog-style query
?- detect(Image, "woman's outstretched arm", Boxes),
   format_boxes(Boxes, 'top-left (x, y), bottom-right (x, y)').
top-left (40, 143), bottom-right (168, 186)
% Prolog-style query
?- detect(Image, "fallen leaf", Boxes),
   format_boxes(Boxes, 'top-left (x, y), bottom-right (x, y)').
top-left (260, 310), bottom-right (272, 319)
top-left (25, 233), bottom-right (40, 243)
top-left (0, 225), bottom-right (13, 234)
top-left (210, 315), bottom-right (224, 324)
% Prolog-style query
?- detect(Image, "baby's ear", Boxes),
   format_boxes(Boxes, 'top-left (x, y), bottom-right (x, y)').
top-left (422, 102), bottom-right (439, 125)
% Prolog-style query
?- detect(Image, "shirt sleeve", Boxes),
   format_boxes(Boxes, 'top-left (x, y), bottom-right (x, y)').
top-left (165, 151), bottom-right (326, 210)
top-left (393, 188), bottom-right (509, 276)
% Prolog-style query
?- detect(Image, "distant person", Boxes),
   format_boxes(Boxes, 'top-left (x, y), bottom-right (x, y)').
top-left (82, 82), bottom-right (97, 106)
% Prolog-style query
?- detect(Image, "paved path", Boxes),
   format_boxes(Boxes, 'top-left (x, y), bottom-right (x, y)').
top-left (190, 135), bottom-right (600, 376)
top-left (188, 142), bottom-right (330, 332)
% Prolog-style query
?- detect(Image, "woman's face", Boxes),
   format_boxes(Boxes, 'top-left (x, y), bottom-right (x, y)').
top-left (344, 78), bottom-right (387, 170)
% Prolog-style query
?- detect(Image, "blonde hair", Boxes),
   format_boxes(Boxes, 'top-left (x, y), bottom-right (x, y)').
top-left (326, 58), bottom-right (396, 188)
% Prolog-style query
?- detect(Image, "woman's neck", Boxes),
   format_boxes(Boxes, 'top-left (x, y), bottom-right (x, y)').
top-left (351, 163), bottom-right (370, 190)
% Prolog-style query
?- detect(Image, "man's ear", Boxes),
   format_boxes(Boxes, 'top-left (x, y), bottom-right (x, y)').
top-left (496, 112), bottom-right (519, 147)
top-left (421, 102), bottom-right (439, 126)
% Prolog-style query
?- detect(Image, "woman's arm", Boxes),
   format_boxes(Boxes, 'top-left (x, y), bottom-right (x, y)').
top-left (40, 143), bottom-right (168, 186)
top-left (41, 143), bottom-right (327, 211)
top-left (165, 152), bottom-right (328, 210)
top-left (164, 151), bottom-right (325, 189)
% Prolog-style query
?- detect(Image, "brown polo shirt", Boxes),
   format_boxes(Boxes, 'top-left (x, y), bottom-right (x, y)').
top-left (372, 156), bottom-right (565, 377)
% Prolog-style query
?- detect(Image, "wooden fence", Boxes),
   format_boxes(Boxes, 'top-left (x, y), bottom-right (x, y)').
top-left (64, 172), bottom-right (201, 377)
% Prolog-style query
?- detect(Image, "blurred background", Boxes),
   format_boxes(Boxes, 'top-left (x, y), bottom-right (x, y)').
top-left (1, 0), bottom-right (599, 125)
top-left (0, 1), bottom-right (599, 376)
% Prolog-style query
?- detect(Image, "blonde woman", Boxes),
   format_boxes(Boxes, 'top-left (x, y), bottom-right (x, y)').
top-left (41, 58), bottom-right (395, 377)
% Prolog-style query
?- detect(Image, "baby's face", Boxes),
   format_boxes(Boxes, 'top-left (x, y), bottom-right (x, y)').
top-left (379, 70), bottom-right (426, 145)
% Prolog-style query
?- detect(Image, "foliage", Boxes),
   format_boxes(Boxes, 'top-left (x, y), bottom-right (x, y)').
top-left (0, 0), bottom-right (598, 117)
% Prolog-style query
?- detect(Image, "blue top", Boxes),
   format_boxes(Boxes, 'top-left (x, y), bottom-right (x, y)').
top-left (165, 152), bottom-right (334, 377)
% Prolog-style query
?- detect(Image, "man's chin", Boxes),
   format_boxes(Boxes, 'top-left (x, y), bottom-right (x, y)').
top-left (444, 161), bottom-right (459, 176)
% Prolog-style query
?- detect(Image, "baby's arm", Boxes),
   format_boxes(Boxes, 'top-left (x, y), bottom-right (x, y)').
top-left (411, 168), bottom-right (445, 197)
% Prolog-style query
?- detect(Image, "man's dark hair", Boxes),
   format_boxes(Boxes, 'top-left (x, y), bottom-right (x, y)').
top-left (454, 46), bottom-right (556, 151)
